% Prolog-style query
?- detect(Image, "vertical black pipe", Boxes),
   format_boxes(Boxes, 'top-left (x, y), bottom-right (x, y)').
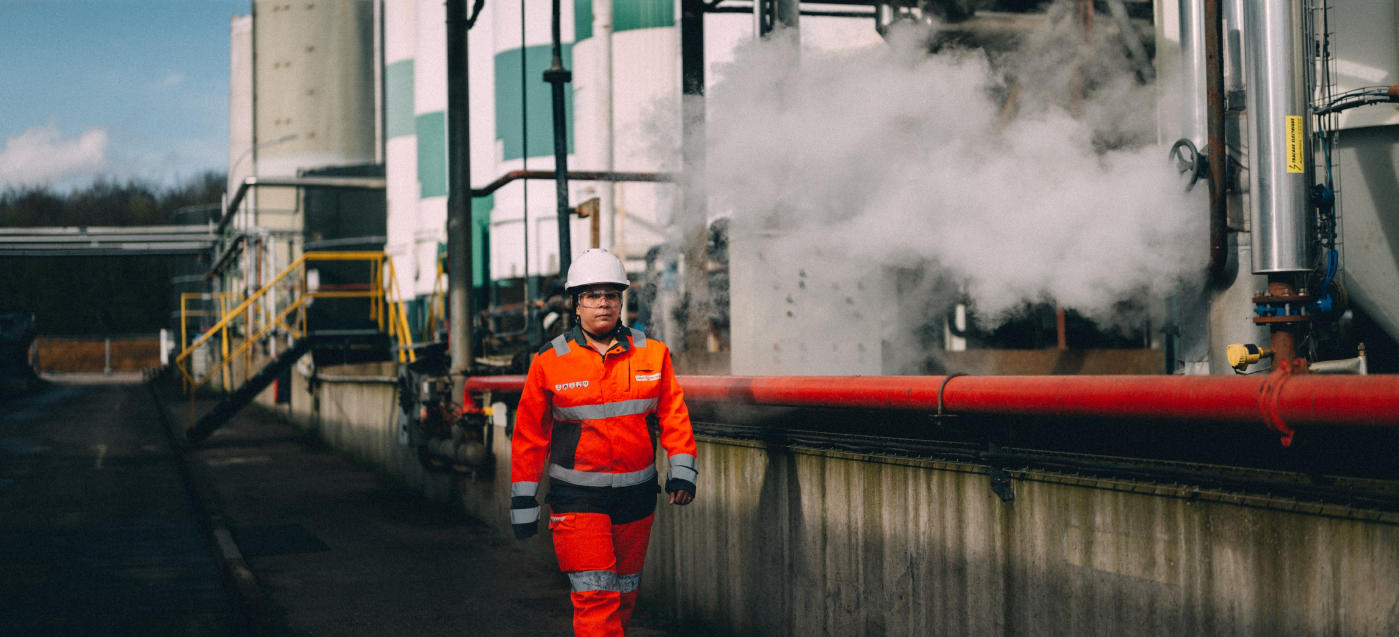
top-left (681, 0), bottom-right (709, 353)
top-left (1205, 0), bottom-right (1228, 285)
top-left (446, 0), bottom-right (474, 373)
top-left (545, 0), bottom-right (573, 283)
top-left (755, 0), bottom-right (800, 37)
top-left (682, 1), bottom-right (705, 100)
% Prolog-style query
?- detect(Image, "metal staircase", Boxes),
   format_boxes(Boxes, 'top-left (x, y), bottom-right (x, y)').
top-left (174, 251), bottom-right (416, 442)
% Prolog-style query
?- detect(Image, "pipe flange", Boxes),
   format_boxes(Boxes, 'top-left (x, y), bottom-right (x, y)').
top-left (1253, 315), bottom-right (1311, 325)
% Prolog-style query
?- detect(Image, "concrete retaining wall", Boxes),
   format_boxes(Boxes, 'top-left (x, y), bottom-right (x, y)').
top-left (649, 438), bottom-right (1399, 636)
top-left (273, 372), bottom-right (1399, 635)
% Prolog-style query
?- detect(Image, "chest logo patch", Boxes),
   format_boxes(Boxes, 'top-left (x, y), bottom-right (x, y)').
top-left (555, 380), bottom-right (590, 392)
top-left (635, 373), bottom-right (661, 382)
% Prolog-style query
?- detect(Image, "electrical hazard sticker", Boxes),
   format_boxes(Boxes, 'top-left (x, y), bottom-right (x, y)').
top-left (1285, 115), bottom-right (1305, 173)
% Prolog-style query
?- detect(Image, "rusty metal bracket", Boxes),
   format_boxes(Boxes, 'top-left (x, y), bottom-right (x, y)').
top-left (931, 372), bottom-right (966, 426)
top-left (986, 441), bottom-right (1015, 504)
top-left (1259, 358), bottom-right (1308, 447)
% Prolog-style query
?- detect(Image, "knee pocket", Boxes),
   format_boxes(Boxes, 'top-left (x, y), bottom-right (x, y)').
top-left (549, 512), bottom-right (615, 573)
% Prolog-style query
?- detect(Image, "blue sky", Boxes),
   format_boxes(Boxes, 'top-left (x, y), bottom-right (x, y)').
top-left (0, 0), bottom-right (247, 190)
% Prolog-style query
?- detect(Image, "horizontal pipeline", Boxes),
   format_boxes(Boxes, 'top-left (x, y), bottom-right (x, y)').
top-left (463, 374), bottom-right (1399, 429)
top-left (470, 170), bottom-right (677, 198)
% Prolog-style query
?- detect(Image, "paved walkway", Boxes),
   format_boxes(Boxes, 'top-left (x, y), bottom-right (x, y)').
top-left (2, 376), bottom-right (682, 635)
top-left (1, 378), bottom-right (239, 635)
top-left (152, 380), bottom-right (681, 636)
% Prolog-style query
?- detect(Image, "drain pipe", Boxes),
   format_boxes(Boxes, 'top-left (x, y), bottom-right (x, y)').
top-left (1204, 0), bottom-right (1227, 284)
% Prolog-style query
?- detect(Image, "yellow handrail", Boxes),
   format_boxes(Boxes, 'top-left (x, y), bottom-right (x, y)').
top-left (425, 255), bottom-right (447, 341)
top-left (175, 251), bottom-right (417, 395)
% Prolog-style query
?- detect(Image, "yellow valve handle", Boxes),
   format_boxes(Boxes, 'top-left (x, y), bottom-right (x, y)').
top-left (1226, 343), bottom-right (1272, 372)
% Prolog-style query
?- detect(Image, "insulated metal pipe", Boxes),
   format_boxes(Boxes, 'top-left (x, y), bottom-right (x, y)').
top-left (1243, 0), bottom-right (1311, 273)
top-left (464, 374), bottom-right (1399, 429)
top-left (1223, 0), bottom-right (1246, 101)
top-left (1178, 0), bottom-right (1208, 148)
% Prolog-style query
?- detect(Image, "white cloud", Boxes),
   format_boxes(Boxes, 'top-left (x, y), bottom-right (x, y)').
top-left (0, 124), bottom-right (109, 187)
top-left (162, 71), bottom-right (186, 87)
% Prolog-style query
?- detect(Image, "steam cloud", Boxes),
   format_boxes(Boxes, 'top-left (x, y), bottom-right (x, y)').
top-left (696, 21), bottom-right (1206, 370)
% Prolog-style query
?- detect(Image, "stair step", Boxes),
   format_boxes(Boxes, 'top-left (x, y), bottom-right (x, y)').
top-left (186, 338), bottom-right (315, 442)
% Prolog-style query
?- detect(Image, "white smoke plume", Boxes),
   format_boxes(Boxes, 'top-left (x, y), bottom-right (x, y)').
top-left (697, 20), bottom-right (1206, 371)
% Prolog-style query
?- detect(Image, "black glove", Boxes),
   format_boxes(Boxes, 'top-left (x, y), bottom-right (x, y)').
top-left (511, 496), bottom-right (540, 539)
top-left (664, 478), bottom-right (696, 497)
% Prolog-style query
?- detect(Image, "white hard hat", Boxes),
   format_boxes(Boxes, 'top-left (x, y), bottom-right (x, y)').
top-left (564, 248), bottom-right (629, 292)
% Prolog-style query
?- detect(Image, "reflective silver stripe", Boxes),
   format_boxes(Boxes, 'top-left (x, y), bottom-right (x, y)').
top-left (667, 454), bottom-right (698, 484)
top-left (667, 465), bottom-right (698, 484)
top-left (550, 463), bottom-right (657, 488)
top-left (550, 334), bottom-right (571, 357)
top-left (510, 505), bottom-right (540, 525)
top-left (569, 570), bottom-right (620, 593)
top-left (618, 572), bottom-right (642, 594)
top-left (628, 327), bottom-right (647, 347)
top-left (552, 397), bottom-right (658, 421)
top-left (511, 481), bottom-right (539, 498)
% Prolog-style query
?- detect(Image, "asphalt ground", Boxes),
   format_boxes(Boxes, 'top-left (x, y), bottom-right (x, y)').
top-left (1, 374), bottom-right (239, 635)
top-left (2, 374), bottom-right (683, 636)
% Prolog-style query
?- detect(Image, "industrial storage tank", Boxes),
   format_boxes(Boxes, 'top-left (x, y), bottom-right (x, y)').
top-left (411, 0), bottom-right (448, 307)
top-left (382, 0), bottom-right (495, 339)
top-left (487, 1), bottom-right (582, 295)
top-left (383, 0), bottom-right (423, 306)
top-left (251, 0), bottom-right (376, 177)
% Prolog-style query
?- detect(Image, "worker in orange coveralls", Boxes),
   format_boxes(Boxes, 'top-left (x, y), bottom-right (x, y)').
top-left (510, 248), bottom-right (698, 636)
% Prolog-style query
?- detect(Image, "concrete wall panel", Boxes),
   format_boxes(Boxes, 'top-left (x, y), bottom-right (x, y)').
top-left (275, 385), bottom-right (1399, 635)
top-left (641, 438), bottom-right (1399, 636)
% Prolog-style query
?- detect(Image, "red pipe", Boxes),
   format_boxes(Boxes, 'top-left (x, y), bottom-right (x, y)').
top-left (465, 374), bottom-right (1399, 429)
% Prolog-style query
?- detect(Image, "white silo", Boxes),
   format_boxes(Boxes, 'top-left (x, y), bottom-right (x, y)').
top-left (488, 0), bottom-right (583, 289)
top-left (411, 0), bottom-right (449, 301)
top-left (252, 0), bottom-right (377, 177)
top-left (228, 14), bottom-right (253, 198)
top-left (384, 0), bottom-right (419, 298)
top-left (572, 1), bottom-right (682, 264)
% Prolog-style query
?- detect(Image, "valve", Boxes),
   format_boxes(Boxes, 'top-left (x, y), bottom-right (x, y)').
top-left (1226, 343), bottom-right (1273, 372)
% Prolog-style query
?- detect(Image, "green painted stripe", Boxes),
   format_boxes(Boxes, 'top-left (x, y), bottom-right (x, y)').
top-left (494, 44), bottom-right (574, 161)
top-left (575, 0), bottom-right (592, 41)
top-left (615, 0), bottom-right (673, 31)
top-left (431, 196), bottom-right (492, 288)
top-left (578, 1), bottom-right (673, 39)
top-left (385, 60), bottom-right (415, 138)
top-left (416, 111), bottom-right (447, 198)
top-left (472, 194), bottom-right (492, 287)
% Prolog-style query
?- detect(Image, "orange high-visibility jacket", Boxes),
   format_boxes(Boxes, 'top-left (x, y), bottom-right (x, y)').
top-left (510, 326), bottom-right (698, 523)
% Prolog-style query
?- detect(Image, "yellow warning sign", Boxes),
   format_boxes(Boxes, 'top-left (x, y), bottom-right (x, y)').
top-left (1286, 115), bottom-right (1305, 173)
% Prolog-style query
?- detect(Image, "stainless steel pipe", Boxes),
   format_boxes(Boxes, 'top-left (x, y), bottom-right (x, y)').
top-left (1244, 0), bottom-right (1311, 273)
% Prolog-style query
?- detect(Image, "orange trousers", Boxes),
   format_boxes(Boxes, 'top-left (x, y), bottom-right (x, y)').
top-left (549, 510), bottom-right (654, 637)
